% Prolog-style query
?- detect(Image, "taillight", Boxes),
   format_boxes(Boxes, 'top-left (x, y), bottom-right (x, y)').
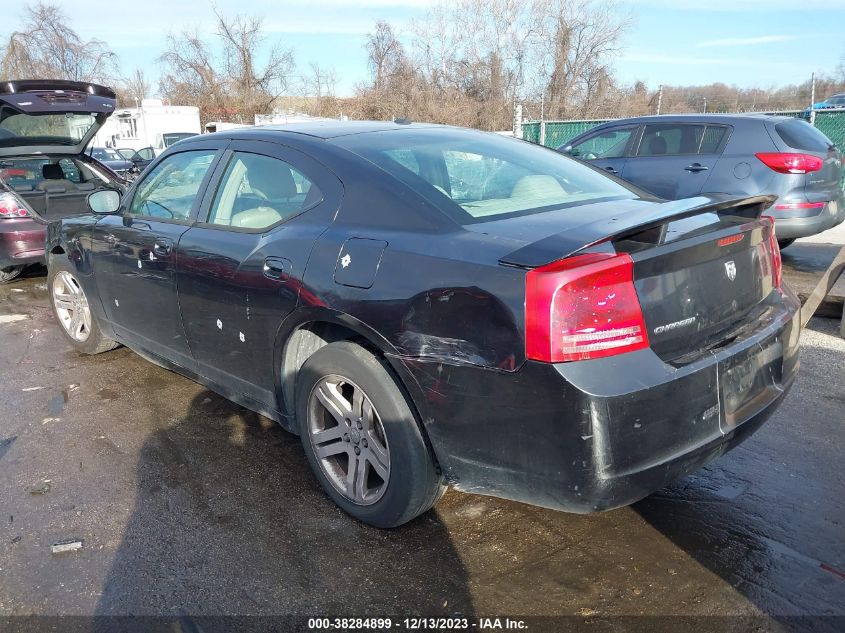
top-left (525, 252), bottom-right (649, 363)
top-left (755, 152), bottom-right (823, 174)
top-left (761, 216), bottom-right (782, 288)
top-left (0, 191), bottom-right (31, 218)
top-left (773, 201), bottom-right (826, 211)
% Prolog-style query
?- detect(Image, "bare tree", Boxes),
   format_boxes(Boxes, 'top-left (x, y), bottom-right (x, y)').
top-left (0, 2), bottom-right (118, 83)
top-left (120, 68), bottom-right (150, 105)
top-left (159, 10), bottom-right (294, 124)
top-left (366, 21), bottom-right (405, 92)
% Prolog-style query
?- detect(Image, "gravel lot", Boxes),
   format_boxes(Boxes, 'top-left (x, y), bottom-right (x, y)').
top-left (0, 269), bottom-right (843, 631)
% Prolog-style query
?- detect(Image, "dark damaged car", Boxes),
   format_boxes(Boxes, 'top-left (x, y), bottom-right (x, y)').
top-left (46, 123), bottom-right (800, 527)
top-left (0, 80), bottom-right (125, 283)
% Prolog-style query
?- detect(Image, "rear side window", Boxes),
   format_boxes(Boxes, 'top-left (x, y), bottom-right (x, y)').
top-left (699, 125), bottom-right (728, 154)
top-left (206, 152), bottom-right (322, 230)
top-left (638, 124), bottom-right (704, 156)
top-left (775, 119), bottom-right (832, 152)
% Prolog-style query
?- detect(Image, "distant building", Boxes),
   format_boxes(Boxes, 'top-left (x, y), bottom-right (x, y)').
top-left (254, 112), bottom-right (344, 126)
top-left (94, 99), bottom-right (201, 154)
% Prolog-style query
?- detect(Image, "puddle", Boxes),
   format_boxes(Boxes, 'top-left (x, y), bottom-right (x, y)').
top-left (48, 391), bottom-right (69, 416)
top-left (97, 388), bottom-right (119, 401)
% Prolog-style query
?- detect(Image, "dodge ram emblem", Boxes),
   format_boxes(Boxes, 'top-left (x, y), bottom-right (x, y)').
top-left (724, 260), bottom-right (737, 281)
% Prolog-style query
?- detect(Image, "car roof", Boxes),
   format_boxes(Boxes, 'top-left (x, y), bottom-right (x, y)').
top-left (202, 120), bottom-right (446, 142)
top-left (601, 113), bottom-right (803, 125)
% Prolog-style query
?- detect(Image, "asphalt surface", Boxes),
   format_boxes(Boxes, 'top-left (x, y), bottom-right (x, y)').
top-left (0, 267), bottom-right (843, 631)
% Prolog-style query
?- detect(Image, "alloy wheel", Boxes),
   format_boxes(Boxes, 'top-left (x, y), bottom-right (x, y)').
top-left (307, 375), bottom-right (391, 505)
top-left (52, 270), bottom-right (92, 342)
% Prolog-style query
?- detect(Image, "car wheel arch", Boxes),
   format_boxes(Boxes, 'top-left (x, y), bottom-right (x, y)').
top-left (274, 310), bottom-right (444, 474)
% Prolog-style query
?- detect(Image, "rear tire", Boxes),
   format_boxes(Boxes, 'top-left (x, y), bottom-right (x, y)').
top-left (296, 340), bottom-right (444, 528)
top-left (777, 238), bottom-right (796, 250)
top-left (0, 265), bottom-right (24, 284)
top-left (48, 258), bottom-right (119, 355)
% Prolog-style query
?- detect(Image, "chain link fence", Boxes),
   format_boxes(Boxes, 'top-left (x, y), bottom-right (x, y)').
top-left (522, 110), bottom-right (845, 150)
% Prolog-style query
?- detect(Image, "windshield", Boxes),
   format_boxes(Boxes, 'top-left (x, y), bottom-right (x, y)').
top-left (335, 128), bottom-right (634, 224)
top-left (162, 133), bottom-right (197, 147)
top-left (91, 148), bottom-right (124, 161)
top-left (0, 110), bottom-right (99, 148)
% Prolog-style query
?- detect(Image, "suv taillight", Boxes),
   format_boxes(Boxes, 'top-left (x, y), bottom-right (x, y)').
top-left (0, 191), bottom-right (31, 218)
top-left (525, 252), bottom-right (649, 363)
top-left (761, 216), bottom-right (782, 288)
top-left (755, 152), bottom-right (823, 174)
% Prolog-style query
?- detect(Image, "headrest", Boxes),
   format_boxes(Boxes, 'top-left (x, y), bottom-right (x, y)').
top-left (246, 157), bottom-right (297, 199)
top-left (42, 163), bottom-right (65, 180)
top-left (511, 175), bottom-right (567, 199)
top-left (647, 136), bottom-right (667, 155)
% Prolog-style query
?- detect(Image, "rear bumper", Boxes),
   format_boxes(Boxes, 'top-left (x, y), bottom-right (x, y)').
top-left (770, 199), bottom-right (845, 239)
top-left (0, 218), bottom-right (46, 269)
top-left (402, 289), bottom-right (801, 513)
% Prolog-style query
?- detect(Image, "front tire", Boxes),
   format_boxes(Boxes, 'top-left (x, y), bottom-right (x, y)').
top-left (0, 265), bottom-right (24, 284)
top-left (296, 341), bottom-right (444, 528)
top-left (48, 258), bottom-right (119, 355)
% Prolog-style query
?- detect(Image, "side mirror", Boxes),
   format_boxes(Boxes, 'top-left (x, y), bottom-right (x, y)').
top-left (562, 145), bottom-right (573, 154)
top-left (88, 189), bottom-right (121, 214)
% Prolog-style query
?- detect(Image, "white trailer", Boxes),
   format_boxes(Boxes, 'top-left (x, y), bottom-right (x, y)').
top-left (93, 99), bottom-right (201, 154)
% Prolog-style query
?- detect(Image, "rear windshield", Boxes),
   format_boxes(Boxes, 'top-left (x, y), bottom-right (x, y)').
top-left (0, 110), bottom-right (99, 148)
top-left (775, 119), bottom-right (833, 152)
top-left (335, 128), bottom-right (634, 224)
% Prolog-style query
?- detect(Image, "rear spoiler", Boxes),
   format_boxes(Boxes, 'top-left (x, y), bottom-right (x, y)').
top-left (498, 194), bottom-right (776, 269)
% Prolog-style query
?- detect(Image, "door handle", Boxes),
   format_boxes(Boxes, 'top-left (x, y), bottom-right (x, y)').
top-left (263, 257), bottom-right (292, 281)
top-left (604, 166), bottom-right (619, 174)
top-left (153, 238), bottom-right (173, 256)
top-left (105, 233), bottom-right (119, 246)
top-left (685, 163), bottom-right (709, 172)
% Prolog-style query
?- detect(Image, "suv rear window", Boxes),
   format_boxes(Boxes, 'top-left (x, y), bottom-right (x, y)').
top-left (775, 119), bottom-right (832, 152)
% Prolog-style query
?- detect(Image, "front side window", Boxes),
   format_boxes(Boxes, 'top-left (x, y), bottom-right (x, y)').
top-left (129, 150), bottom-right (216, 220)
top-left (336, 128), bottom-right (634, 223)
top-left (206, 152), bottom-right (322, 229)
top-left (569, 127), bottom-right (635, 160)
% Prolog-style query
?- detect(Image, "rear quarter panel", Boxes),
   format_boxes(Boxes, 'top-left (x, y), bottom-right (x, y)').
top-left (704, 121), bottom-right (778, 197)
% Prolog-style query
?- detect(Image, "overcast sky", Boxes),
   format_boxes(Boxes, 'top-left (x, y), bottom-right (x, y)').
top-left (12, 0), bottom-right (840, 97)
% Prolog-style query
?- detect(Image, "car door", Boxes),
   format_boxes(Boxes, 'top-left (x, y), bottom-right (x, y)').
top-left (621, 123), bottom-right (727, 199)
top-left (564, 125), bottom-right (638, 177)
top-left (91, 145), bottom-right (224, 369)
top-left (176, 140), bottom-right (342, 410)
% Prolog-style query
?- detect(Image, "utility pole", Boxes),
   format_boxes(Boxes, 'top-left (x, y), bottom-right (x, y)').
top-left (809, 72), bottom-right (817, 126)
top-left (656, 84), bottom-right (663, 115)
top-left (703, 97), bottom-right (707, 114)
top-left (539, 92), bottom-right (546, 146)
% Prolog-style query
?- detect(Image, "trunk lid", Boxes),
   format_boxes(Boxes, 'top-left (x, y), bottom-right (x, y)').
top-left (0, 80), bottom-right (116, 157)
top-left (498, 194), bottom-right (779, 363)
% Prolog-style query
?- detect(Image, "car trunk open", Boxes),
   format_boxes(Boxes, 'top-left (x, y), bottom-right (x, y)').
top-left (0, 80), bottom-right (116, 158)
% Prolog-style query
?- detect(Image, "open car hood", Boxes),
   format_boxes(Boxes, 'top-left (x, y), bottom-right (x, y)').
top-left (0, 80), bottom-right (116, 157)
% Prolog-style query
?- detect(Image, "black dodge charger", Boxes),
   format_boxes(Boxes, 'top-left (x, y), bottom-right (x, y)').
top-left (45, 121), bottom-right (800, 528)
